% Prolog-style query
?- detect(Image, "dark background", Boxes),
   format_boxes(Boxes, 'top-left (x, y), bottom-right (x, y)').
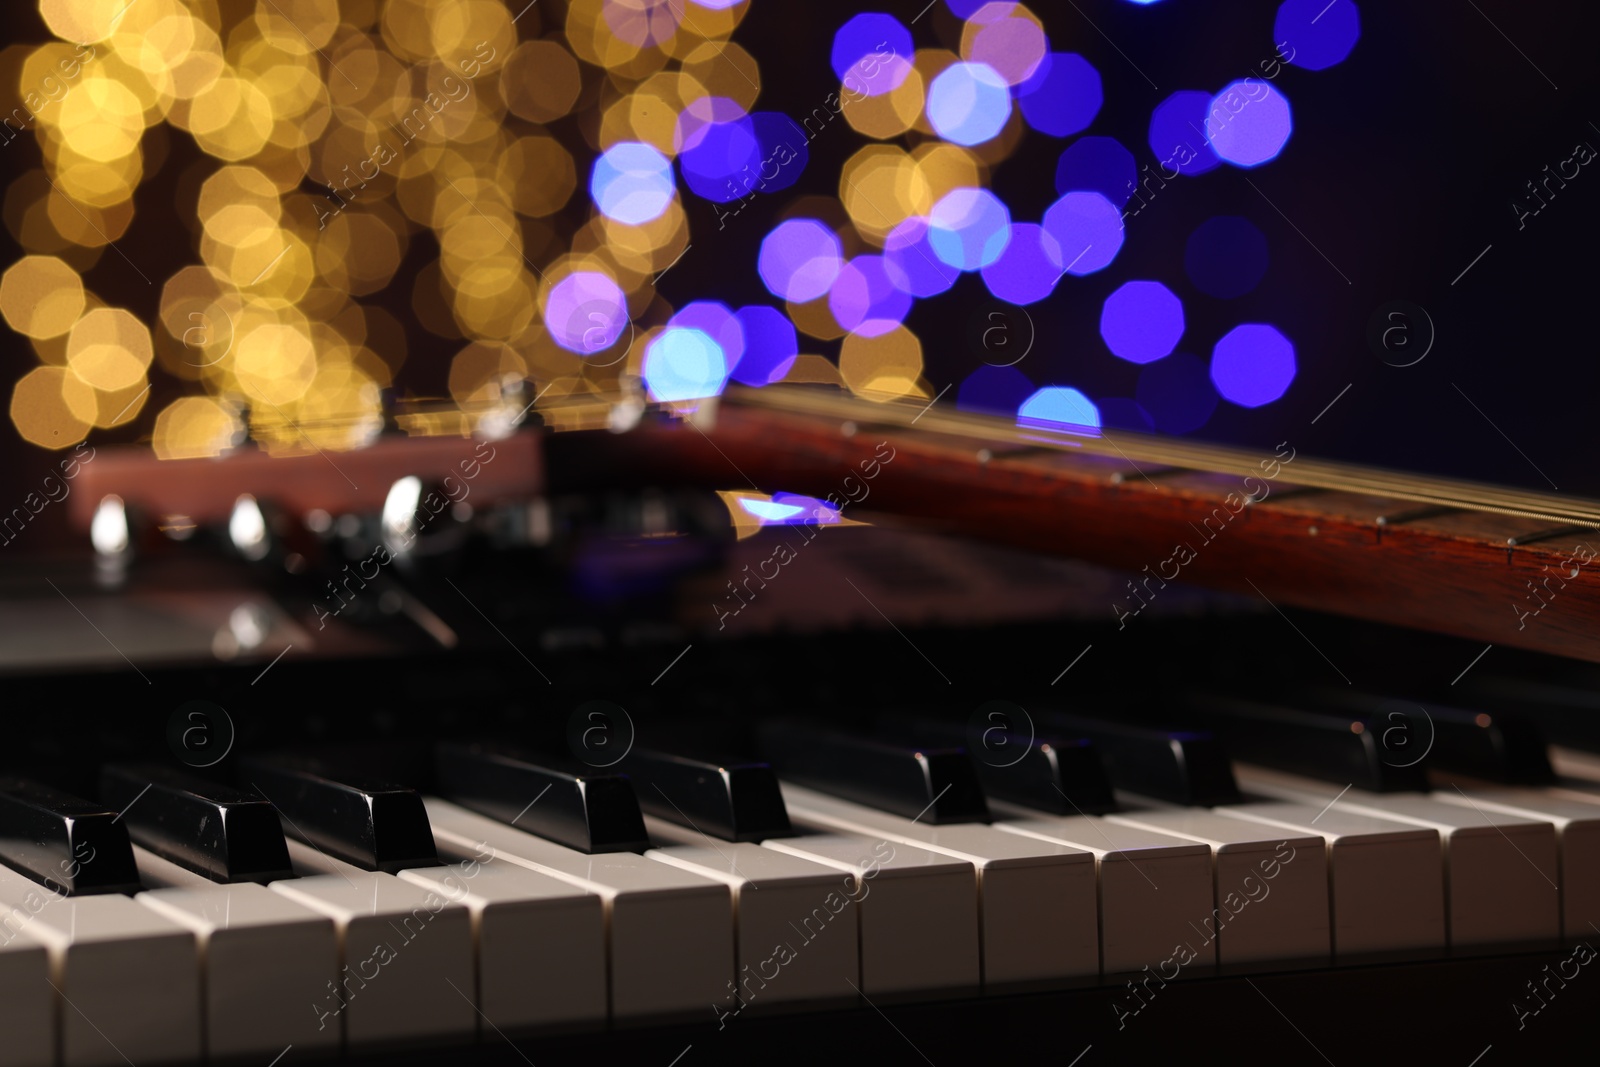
top-left (2, 0), bottom-right (1597, 554)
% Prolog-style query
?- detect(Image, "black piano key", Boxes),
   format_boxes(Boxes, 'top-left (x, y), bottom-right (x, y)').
top-left (877, 713), bottom-right (1116, 815)
top-left (0, 777), bottom-right (142, 895)
top-left (100, 764), bottom-right (294, 884)
top-left (1039, 711), bottom-right (1241, 805)
top-left (754, 719), bottom-right (989, 824)
top-left (1296, 690), bottom-right (1555, 784)
top-left (1182, 696), bottom-right (1429, 792)
top-left (240, 753), bottom-right (438, 873)
top-left (622, 748), bottom-right (791, 842)
top-left (435, 742), bottom-right (650, 854)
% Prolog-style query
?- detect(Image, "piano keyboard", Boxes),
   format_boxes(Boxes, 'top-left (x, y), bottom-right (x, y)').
top-left (2, 729), bottom-right (1599, 1066)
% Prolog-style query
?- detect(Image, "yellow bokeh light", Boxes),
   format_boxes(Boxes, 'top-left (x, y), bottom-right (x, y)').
top-left (152, 395), bottom-right (242, 460)
top-left (501, 41), bottom-right (582, 124)
top-left (233, 322), bottom-right (318, 405)
top-left (10, 366), bottom-right (93, 449)
top-left (0, 255), bottom-right (85, 339)
top-left (66, 307), bottom-right (153, 391)
top-left (840, 324), bottom-right (926, 402)
top-left (38, 0), bottom-right (121, 44)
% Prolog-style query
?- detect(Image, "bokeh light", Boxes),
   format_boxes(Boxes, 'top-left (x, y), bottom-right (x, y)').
top-left (1208, 81), bottom-right (1293, 168)
top-left (883, 217), bottom-right (959, 297)
top-left (1185, 216), bottom-right (1269, 299)
top-left (1276, 0), bottom-right (1361, 70)
top-left (926, 62), bottom-right (1012, 147)
top-left (1018, 386), bottom-right (1101, 435)
top-left (1041, 191), bottom-right (1124, 275)
top-left (759, 219), bottom-right (844, 302)
top-left (962, 4), bottom-right (1049, 87)
top-left (1211, 324), bottom-right (1296, 407)
top-left (669, 301), bottom-right (746, 368)
top-left (730, 305), bottom-right (799, 386)
top-left (1017, 52), bottom-right (1102, 137)
top-left (829, 256), bottom-right (913, 337)
top-left (643, 327), bottom-right (730, 402)
top-left (928, 188), bottom-right (1012, 272)
top-left (1100, 281), bottom-right (1184, 364)
top-left (981, 223), bottom-right (1063, 306)
top-left (592, 142), bottom-right (677, 225)
top-left (1149, 91), bottom-right (1222, 175)
top-left (831, 13), bottom-right (913, 96)
top-left (957, 364), bottom-right (1034, 416)
top-left (545, 272), bottom-right (630, 355)
top-left (1056, 136), bottom-right (1137, 204)
top-left (839, 323), bottom-right (925, 401)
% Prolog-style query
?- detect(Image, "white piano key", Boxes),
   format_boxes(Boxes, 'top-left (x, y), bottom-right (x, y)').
top-left (1432, 787), bottom-right (1600, 939)
top-left (268, 841), bottom-right (475, 1049)
top-left (0, 865), bottom-right (200, 1067)
top-left (995, 813), bottom-right (1214, 975)
top-left (1105, 809), bottom-right (1327, 966)
top-left (761, 827), bottom-right (980, 999)
top-left (424, 797), bottom-right (732, 1023)
top-left (133, 846), bottom-right (340, 1061)
top-left (776, 783), bottom-right (1097, 986)
top-left (0, 907), bottom-right (53, 1067)
top-left (398, 848), bottom-right (607, 1032)
top-left (1213, 801), bottom-right (1446, 957)
top-left (645, 817), bottom-right (859, 1013)
top-left (1237, 766), bottom-right (1560, 946)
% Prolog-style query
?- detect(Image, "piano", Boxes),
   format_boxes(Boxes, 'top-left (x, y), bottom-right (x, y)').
top-left (5, 0), bottom-right (1600, 1063)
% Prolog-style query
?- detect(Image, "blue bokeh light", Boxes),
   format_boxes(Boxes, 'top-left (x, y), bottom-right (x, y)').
top-left (1056, 136), bottom-right (1137, 204)
top-left (678, 116), bottom-right (762, 203)
top-left (927, 62), bottom-right (1013, 147)
top-left (958, 365), bottom-right (1035, 417)
top-left (1211, 324), bottom-right (1296, 407)
top-left (1207, 81), bottom-right (1293, 168)
top-left (1138, 353), bottom-right (1219, 433)
top-left (883, 217), bottom-right (960, 298)
top-left (1185, 216), bottom-right (1269, 299)
top-left (748, 112), bottom-right (809, 193)
top-left (944, 0), bottom-right (990, 17)
top-left (758, 219), bottom-right (844, 302)
top-left (1097, 398), bottom-right (1155, 432)
top-left (643, 327), bottom-right (730, 402)
top-left (981, 223), bottom-right (1063, 306)
top-left (1041, 191), bottom-right (1124, 275)
top-left (1018, 386), bottom-right (1101, 435)
top-left (928, 188), bottom-right (1013, 272)
top-left (831, 13), bottom-right (914, 96)
top-left (1148, 91), bottom-right (1222, 176)
top-left (730, 306), bottom-right (799, 386)
top-left (1016, 52), bottom-right (1103, 138)
top-left (1100, 281), bottom-right (1185, 364)
top-left (829, 255), bottom-right (913, 337)
top-left (591, 142), bottom-right (676, 225)
top-left (669, 301), bottom-right (745, 369)
top-left (1276, 0), bottom-right (1360, 70)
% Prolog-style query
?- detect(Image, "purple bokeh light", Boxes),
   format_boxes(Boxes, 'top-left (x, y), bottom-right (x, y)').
top-left (981, 223), bottom-right (1063, 306)
top-left (730, 306), bottom-right (799, 386)
top-left (1148, 91), bottom-right (1222, 176)
top-left (1207, 81), bottom-right (1293, 168)
top-left (829, 255), bottom-right (913, 337)
top-left (1041, 191), bottom-right (1124, 275)
top-left (758, 219), bottom-right (843, 302)
top-left (971, 11), bottom-right (1048, 87)
top-left (1276, 0), bottom-right (1360, 71)
top-left (957, 364), bottom-right (1034, 416)
top-left (1017, 52), bottom-right (1103, 138)
top-left (831, 13), bottom-right (914, 96)
top-left (1211, 324), bottom-right (1296, 407)
top-left (678, 116), bottom-right (762, 203)
top-left (544, 271), bottom-right (629, 354)
top-left (1100, 281), bottom-right (1184, 364)
top-left (883, 217), bottom-right (960, 297)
